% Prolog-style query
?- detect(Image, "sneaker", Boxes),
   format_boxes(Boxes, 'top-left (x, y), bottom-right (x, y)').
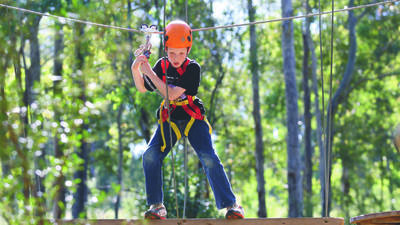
top-left (144, 203), bottom-right (167, 220)
top-left (225, 203), bottom-right (245, 219)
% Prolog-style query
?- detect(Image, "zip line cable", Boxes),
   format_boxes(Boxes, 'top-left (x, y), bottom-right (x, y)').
top-left (192, 0), bottom-right (398, 31)
top-left (0, 0), bottom-right (398, 33)
top-left (0, 3), bottom-right (142, 33)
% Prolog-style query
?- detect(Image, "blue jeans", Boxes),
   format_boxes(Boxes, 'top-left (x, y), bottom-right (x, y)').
top-left (142, 119), bottom-right (236, 209)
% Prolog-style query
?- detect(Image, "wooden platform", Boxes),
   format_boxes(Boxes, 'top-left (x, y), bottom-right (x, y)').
top-left (53, 217), bottom-right (344, 225)
top-left (350, 211), bottom-right (400, 225)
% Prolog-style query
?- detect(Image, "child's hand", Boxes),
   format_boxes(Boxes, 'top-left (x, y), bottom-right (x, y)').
top-left (132, 55), bottom-right (147, 70)
top-left (139, 59), bottom-right (153, 76)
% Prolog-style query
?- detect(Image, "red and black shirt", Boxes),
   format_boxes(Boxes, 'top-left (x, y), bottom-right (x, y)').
top-left (144, 57), bottom-right (205, 121)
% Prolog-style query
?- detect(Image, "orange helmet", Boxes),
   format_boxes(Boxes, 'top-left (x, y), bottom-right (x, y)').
top-left (164, 20), bottom-right (192, 51)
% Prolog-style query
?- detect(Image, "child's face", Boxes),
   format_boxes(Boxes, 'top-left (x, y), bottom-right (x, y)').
top-left (167, 47), bottom-right (188, 68)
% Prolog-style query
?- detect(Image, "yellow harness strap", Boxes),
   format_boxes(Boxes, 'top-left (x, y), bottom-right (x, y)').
top-left (159, 109), bottom-right (182, 152)
top-left (184, 117), bottom-right (195, 137)
top-left (168, 96), bottom-right (196, 106)
top-left (183, 117), bottom-right (212, 137)
top-left (204, 117), bottom-right (213, 135)
top-left (170, 99), bottom-right (189, 106)
top-left (158, 97), bottom-right (212, 152)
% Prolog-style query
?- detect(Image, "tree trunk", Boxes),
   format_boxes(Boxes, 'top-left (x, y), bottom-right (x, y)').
top-left (387, 158), bottom-right (394, 210)
top-left (52, 22), bottom-right (66, 219)
top-left (302, 0), bottom-right (313, 217)
top-left (0, 27), bottom-right (11, 178)
top-left (139, 108), bottom-right (151, 142)
top-left (115, 103), bottom-right (124, 219)
top-left (14, 20), bottom-right (26, 137)
top-left (323, 0), bottom-right (358, 216)
top-left (26, 14), bottom-right (47, 222)
top-left (281, 0), bottom-right (303, 217)
top-left (308, 9), bottom-right (325, 219)
top-left (248, 0), bottom-right (266, 218)
top-left (72, 23), bottom-right (89, 219)
top-left (4, 14), bottom-right (32, 216)
top-left (2, 12), bottom-right (21, 179)
top-left (73, 124), bottom-right (89, 219)
top-left (1, 45), bottom-right (31, 215)
top-left (207, 50), bottom-right (225, 127)
top-left (25, 15), bottom-right (42, 107)
top-left (341, 142), bottom-right (350, 221)
top-left (0, 78), bottom-right (9, 176)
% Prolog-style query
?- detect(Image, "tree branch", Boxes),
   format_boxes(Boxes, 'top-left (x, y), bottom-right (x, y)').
top-left (357, 0), bottom-right (377, 21)
top-left (346, 71), bottom-right (400, 96)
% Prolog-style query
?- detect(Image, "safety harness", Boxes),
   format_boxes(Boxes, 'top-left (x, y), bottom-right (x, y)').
top-left (159, 58), bottom-right (212, 152)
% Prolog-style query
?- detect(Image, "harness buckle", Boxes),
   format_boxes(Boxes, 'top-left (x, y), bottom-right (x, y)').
top-left (175, 96), bottom-right (187, 102)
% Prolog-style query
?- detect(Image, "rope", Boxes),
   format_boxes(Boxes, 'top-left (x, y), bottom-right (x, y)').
top-left (161, 0), bottom-right (180, 219)
top-left (0, 0), bottom-right (397, 33)
top-left (183, 136), bottom-right (188, 219)
top-left (182, 0), bottom-right (189, 219)
top-left (325, 0), bottom-right (336, 218)
top-left (321, 0), bottom-right (335, 217)
top-left (317, 0), bottom-right (328, 218)
top-left (185, 0), bottom-right (188, 24)
top-left (143, 75), bottom-right (163, 97)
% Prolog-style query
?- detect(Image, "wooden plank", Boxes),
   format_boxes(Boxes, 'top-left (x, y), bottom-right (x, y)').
top-left (350, 211), bottom-right (400, 225)
top-left (53, 217), bottom-right (344, 225)
top-left (370, 217), bottom-right (400, 224)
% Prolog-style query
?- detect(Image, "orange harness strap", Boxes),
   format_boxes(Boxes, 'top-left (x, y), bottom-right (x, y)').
top-left (160, 58), bottom-right (203, 122)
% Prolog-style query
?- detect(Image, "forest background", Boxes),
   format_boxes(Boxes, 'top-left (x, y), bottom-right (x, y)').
top-left (0, 0), bottom-right (399, 224)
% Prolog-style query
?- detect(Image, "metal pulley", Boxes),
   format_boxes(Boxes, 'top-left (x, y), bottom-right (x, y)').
top-left (134, 24), bottom-right (158, 59)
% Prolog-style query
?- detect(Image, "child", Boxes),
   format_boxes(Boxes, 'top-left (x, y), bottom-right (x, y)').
top-left (131, 20), bottom-right (244, 219)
